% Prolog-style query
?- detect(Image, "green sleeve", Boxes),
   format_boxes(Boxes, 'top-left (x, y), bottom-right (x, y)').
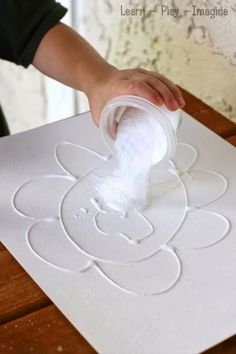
top-left (0, 0), bottom-right (67, 68)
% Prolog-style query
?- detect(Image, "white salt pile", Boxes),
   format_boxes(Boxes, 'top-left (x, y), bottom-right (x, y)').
top-left (96, 107), bottom-right (167, 213)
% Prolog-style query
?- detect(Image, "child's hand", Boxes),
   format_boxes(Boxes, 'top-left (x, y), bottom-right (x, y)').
top-left (87, 67), bottom-right (185, 126)
top-left (32, 24), bottom-right (184, 126)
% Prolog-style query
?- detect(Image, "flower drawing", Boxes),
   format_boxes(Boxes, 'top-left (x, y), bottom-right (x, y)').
top-left (12, 140), bottom-right (230, 296)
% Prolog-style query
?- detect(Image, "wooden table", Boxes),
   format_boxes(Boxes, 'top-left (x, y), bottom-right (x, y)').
top-left (0, 88), bottom-right (236, 354)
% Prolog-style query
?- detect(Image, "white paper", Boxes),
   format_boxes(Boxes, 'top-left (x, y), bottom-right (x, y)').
top-left (0, 111), bottom-right (236, 354)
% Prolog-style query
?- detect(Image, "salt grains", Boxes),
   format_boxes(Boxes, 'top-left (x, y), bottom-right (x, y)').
top-left (96, 107), bottom-right (167, 212)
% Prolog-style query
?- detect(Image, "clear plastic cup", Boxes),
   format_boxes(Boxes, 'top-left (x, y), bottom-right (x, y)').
top-left (99, 95), bottom-right (181, 166)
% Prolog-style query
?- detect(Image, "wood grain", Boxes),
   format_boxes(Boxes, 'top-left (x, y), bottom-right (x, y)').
top-left (0, 305), bottom-right (96, 354)
top-left (0, 242), bottom-right (6, 252)
top-left (227, 134), bottom-right (236, 146)
top-left (180, 87), bottom-right (236, 137)
top-left (204, 335), bottom-right (236, 354)
top-left (0, 250), bottom-right (50, 325)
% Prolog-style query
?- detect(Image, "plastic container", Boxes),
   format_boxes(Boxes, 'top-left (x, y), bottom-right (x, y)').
top-left (99, 95), bottom-right (181, 166)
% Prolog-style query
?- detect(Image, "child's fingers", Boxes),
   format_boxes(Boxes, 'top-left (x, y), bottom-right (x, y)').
top-left (136, 68), bottom-right (185, 106)
top-left (125, 79), bottom-right (164, 106)
top-left (149, 71), bottom-right (185, 106)
top-left (145, 77), bottom-right (180, 110)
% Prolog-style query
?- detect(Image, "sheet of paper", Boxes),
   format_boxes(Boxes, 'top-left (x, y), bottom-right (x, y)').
top-left (0, 110), bottom-right (236, 354)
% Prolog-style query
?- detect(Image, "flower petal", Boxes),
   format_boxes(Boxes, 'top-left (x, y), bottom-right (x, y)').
top-left (27, 219), bottom-right (91, 272)
top-left (96, 245), bottom-right (181, 295)
top-left (182, 169), bottom-right (228, 207)
top-left (13, 175), bottom-right (73, 219)
top-left (172, 208), bottom-right (230, 249)
top-left (171, 143), bottom-right (198, 172)
top-left (55, 141), bottom-right (108, 178)
top-left (150, 179), bottom-right (180, 200)
top-left (149, 143), bottom-right (198, 187)
top-left (150, 160), bottom-right (175, 185)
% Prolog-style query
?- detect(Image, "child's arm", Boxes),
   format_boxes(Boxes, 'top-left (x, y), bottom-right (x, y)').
top-left (33, 22), bottom-right (185, 125)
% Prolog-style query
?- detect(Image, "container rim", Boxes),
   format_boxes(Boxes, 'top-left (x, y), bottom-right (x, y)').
top-left (100, 95), bottom-right (179, 166)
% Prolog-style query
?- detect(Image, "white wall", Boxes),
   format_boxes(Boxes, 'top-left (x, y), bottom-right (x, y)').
top-left (0, 60), bottom-right (45, 134)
